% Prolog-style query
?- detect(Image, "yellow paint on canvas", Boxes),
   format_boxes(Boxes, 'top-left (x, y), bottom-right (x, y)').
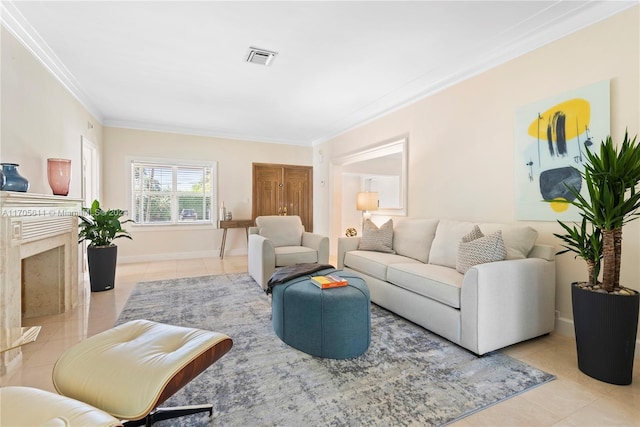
top-left (527, 99), bottom-right (591, 140)
top-left (550, 198), bottom-right (570, 213)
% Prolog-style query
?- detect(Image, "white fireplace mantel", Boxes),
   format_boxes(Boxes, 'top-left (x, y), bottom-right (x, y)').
top-left (0, 191), bottom-right (83, 373)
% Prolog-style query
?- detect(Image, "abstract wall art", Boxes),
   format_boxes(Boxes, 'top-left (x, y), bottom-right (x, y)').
top-left (514, 80), bottom-right (610, 221)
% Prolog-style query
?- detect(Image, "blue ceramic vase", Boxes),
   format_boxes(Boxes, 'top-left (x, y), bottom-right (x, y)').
top-left (1, 163), bottom-right (30, 192)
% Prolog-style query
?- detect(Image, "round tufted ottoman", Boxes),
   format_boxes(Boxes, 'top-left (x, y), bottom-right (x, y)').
top-left (271, 269), bottom-right (370, 359)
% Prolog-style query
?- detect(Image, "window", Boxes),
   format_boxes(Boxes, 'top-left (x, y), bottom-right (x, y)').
top-left (131, 160), bottom-right (216, 225)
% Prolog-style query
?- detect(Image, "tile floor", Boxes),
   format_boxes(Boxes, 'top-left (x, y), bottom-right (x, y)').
top-left (1, 256), bottom-right (638, 426)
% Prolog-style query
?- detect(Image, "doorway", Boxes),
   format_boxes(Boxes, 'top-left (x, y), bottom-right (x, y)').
top-left (81, 136), bottom-right (99, 271)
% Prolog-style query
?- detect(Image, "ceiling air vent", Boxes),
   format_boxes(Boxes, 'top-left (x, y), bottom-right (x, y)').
top-left (246, 47), bottom-right (278, 66)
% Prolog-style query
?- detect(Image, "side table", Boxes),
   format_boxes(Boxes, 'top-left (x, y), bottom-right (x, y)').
top-left (218, 219), bottom-right (254, 259)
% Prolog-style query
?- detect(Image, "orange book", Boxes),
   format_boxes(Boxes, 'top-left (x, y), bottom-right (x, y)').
top-left (310, 275), bottom-right (348, 289)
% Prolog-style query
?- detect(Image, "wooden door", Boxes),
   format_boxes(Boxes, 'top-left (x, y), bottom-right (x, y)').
top-left (253, 164), bottom-right (282, 217)
top-left (283, 166), bottom-right (313, 231)
top-left (252, 163), bottom-right (313, 231)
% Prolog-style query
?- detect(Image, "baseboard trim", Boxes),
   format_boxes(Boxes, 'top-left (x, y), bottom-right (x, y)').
top-left (555, 316), bottom-right (640, 357)
top-left (118, 249), bottom-right (248, 264)
top-left (554, 316), bottom-right (575, 338)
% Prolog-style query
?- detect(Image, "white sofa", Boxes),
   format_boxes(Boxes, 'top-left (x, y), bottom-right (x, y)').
top-left (337, 218), bottom-right (556, 355)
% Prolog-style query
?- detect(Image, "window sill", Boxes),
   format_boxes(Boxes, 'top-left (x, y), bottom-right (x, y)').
top-left (129, 222), bottom-right (217, 232)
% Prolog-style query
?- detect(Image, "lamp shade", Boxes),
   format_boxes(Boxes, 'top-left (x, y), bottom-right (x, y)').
top-left (356, 192), bottom-right (379, 211)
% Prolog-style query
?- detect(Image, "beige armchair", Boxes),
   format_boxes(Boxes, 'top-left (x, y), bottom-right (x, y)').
top-left (248, 215), bottom-right (329, 290)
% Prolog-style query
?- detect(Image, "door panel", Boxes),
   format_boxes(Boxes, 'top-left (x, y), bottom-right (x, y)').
top-left (253, 165), bottom-right (282, 218)
top-left (284, 167), bottom-right (312, 231)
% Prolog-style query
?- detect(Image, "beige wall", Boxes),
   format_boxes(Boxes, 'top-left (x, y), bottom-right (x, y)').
top-left (318, 6), bottom-right (640, 337)
top-left (102, 127), bottom-right (312, 261)
top-left (1, 27), bottom-right (103, 197)
top-left (1, 24), bottom-right (312, 262)
top-left (1, 26), bottom-right (104, 292)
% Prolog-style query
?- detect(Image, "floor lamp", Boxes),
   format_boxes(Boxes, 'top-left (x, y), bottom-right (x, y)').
top-left (356, 192), bottom-right (379, 233)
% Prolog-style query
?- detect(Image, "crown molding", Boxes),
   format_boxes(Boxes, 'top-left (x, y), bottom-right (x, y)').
top-left (104, 119), bottom-right (310, 147)
top-left (2, 0), bottom-right (636, 148)
top-left (312, 1), bottom-right (638, 146)
top-left (0, 1), bottom-right (103, 123)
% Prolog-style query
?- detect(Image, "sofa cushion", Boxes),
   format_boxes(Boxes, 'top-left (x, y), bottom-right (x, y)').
top-left (428, 219), bottom-right (475, 268)
top-left (275, 246), bottom-right (318, 266)
top-left (387, 263), bottom-right (463, 308)
top-left (256, 216), bottom-right (304, 247)
top-left (358, 219), bottom-right (395, 253)
top-left (260, 227), bottom-right (303, 247)
top-left (479, 223), bottom-right (538, 259)
top-left (344, 250), bottom-right (420, 281)
top-left (456, 230), bottom-right (507, 274)
top-left (392, 218), bottom-right (439, 263)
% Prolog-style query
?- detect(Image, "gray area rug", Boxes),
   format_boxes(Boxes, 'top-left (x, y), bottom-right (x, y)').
top-left (116, 273), bottom-right (555, 426)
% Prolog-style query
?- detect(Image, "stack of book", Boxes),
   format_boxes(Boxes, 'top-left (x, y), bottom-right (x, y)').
top-left (310, 274), bottom-right (348, 289)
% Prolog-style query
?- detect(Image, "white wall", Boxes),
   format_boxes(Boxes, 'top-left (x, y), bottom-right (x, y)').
top-left (316, 6), bottom-right (640, 337)
top-left (102, 127), bottom-right (312, 261)
top-left (1, 27), bottom-right (103, 197)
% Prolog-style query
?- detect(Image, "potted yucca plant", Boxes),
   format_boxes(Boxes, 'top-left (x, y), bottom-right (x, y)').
top-left (78, 200), bottom-right (133, 292)
top-left (554, 217), bottom-right (602, 287)
top-left (553, 130), bottom-right (640, 385)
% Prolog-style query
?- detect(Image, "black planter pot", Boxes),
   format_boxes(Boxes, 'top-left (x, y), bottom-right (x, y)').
top-left (87, 245), bottom-right (118, 292)
top-left (572, 283), bottom-right (639, 385)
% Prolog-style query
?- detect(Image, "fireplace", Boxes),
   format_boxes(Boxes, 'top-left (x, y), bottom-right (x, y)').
top-left (0, 192), bottom-right (82, 373)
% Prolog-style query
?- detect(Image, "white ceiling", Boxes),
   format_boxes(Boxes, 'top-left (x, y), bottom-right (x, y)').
top-left (2, 1), bottom-right (636, 146)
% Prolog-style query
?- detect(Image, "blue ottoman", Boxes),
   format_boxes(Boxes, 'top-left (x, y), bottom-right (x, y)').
top-left (271, 269), bottom-right (370, 359)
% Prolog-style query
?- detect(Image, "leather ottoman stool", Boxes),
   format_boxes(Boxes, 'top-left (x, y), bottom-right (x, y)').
top-left (52, 319), bottom-right (233, 426)
top-left (271, 269), bottom-right (370, 359)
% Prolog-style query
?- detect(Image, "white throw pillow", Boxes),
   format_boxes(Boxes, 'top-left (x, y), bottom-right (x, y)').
top-left (456, 229), bottom-right (507, 273)
top-left (428, 220), bottom-right (475, 268)
top-left (358, 219), bottom-right (396, 254)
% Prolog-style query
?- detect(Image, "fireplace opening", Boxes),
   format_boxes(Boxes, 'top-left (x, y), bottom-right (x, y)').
top-left (21, 246), bottom-right (65, 318)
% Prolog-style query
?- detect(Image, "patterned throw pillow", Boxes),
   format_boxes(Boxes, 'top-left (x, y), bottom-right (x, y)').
top-left (461, 224), bottom-right (484, 243)
top-left (358, 219), bottom-right (396, 254)
top-left (456, 228), bottom-right (507, 274)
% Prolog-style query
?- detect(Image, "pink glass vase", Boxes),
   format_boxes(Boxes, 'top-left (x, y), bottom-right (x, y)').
top-left (47, 158), bottom-right (71, 196)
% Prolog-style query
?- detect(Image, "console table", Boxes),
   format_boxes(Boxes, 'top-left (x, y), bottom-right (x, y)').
top-left (219, 219), bottom-right (254, 259)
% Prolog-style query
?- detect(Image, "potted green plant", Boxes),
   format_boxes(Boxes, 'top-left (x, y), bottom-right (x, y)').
top-left (553, 130), bottom-right (640, 385)
top-left (554, 217), bottom-right (602, 286)
top-left (78, 199), bottom-right (133, 292)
